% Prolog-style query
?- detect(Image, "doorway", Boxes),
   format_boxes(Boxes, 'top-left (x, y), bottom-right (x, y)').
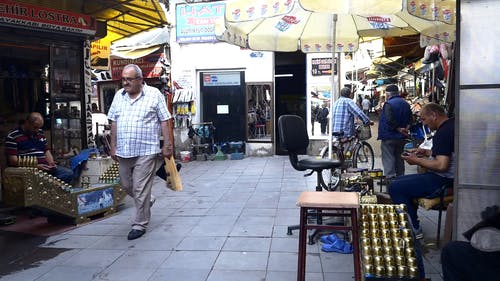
top-left (274, 52), bottom-right (307, 155)
top-left (200, 71), bottom-right (246, 143)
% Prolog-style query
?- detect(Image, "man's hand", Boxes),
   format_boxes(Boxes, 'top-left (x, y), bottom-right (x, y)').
top-left (162, 145), bottom-right (173, 159)
top-left (37, 164), bottom-right (53, 171)
top-left (397, 127), bottom-right (409, 137)
top-left (401, 152), bottom-right (419, 165)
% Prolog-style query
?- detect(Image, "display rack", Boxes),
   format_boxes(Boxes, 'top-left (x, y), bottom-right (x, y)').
top-left (50, 46), bottom-right (84, 163)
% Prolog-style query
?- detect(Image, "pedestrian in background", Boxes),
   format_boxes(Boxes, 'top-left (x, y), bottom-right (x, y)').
top-left (316, 102), bottom-right (329, 135)
top-left (378, 84), bottom-right (412, 179)
top-left (108, 64), bottom-right (173, 240)
top-left (362, 95), bottom-right (371, 116)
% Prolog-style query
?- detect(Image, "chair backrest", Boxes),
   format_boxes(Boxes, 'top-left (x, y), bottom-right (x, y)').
top-left (278, 115), bottom-right (309, 153)
top-left (278, 115), bottom-right (309, 171)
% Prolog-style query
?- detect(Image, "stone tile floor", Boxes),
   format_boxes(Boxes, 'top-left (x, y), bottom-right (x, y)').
top-left (0, 156), bottom-right (445, 281)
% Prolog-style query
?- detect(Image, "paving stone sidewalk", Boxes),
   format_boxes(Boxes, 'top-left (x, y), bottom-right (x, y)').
top-left (0, 156), bottom-right (444, 281)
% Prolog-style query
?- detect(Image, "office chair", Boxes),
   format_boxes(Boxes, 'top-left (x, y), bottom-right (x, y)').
top-left (278, 115), bottom-right (343, 244)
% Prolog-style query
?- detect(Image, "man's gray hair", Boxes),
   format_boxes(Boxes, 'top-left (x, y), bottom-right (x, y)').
top-left (124, 64), bottom-right (143, 78)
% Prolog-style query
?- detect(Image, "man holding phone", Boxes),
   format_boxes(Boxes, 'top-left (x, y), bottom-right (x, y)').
top-left (388, 103), bottom-right (454, 238)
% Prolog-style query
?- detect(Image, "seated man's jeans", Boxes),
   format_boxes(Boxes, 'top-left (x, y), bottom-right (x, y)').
top-left (388, 172), bottom-right (453, 229)
top-left (49, 166), bottom-right (74, 184)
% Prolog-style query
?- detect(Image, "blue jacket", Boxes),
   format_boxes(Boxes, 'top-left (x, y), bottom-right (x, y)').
top-left (377, 95), bottom-right (411, 140)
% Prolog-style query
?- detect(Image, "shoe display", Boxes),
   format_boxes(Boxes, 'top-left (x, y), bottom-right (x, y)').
top-left (127, 229), bottom-right (145, 240)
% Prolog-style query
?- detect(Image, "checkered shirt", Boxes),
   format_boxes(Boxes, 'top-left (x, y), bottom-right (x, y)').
top-left (331, 96), bottom-right (370, 137)
top-left (107, 84), bottom-right (171, 158)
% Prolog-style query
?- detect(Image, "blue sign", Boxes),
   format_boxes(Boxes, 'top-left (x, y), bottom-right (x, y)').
top-left (176, 2), bottom-right (225, 44)
top-left (77, 187), bottom-right (114, 215)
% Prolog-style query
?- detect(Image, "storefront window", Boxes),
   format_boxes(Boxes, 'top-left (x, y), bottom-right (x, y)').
top-left (309, 85), bottom-right (331, 138)
top-left (247, 83), bottom-right (272, 141)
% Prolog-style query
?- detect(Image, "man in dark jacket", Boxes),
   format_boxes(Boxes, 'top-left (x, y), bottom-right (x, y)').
top-left (377, 84), bottom-right (412, 179)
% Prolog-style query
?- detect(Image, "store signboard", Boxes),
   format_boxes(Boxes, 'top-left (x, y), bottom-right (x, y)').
top-left (0, 0), bottom-right (96, 35)
top-left (202, 72), bottom-right (241, 87)
top-left (176, 2), bottom-right (225, 43)
top-left (91, 38), bottom-right (111, 70)
top-left (311, 57), bottom-right (337, 76)
top-left (110, 52), bottom-right (164, 80)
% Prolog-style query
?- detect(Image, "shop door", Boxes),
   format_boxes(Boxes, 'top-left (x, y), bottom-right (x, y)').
top-left (274, 65), bottom-right (307, 155)
top-left (200, 71), bottom-right (246, 142)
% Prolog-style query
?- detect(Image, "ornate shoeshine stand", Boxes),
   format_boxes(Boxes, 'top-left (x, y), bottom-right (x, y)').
top-left (346, 170), bottom-right (424, 280)
top-left (1, 156), bottom-right (126, 224)
top-left (359, 204), bottom-right (423, 280)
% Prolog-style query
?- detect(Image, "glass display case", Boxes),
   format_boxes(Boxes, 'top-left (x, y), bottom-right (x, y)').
top-left (50, 46), bottom-right (84, 161)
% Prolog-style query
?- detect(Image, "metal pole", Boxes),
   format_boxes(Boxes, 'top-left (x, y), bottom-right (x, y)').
top-left (328, 14), bottom-right (338, 159)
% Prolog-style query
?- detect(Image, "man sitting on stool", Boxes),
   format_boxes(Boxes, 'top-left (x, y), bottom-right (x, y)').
top-left (4, 112), bottom-right (74, 184)
top-left (388, 103), bottom-right (454, 238)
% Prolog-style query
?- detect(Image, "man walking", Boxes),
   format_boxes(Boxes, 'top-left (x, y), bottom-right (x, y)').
top-left (378, 84), bottom-right (412, 179)
top-left (108, 64), bottom-right (173, 240)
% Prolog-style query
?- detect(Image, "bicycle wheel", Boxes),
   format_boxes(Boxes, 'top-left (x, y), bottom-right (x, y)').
top-left (320, 147), bottom-right (341, 191)
top-left (353, 141), bottom-right (374, 170)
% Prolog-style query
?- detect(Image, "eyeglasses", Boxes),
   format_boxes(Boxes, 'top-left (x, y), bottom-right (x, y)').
top-left (121, 77), bottom-right (141, 83)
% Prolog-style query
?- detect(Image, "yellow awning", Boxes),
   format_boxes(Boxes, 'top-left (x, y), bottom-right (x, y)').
top-left (16, 0), bottom-right (169, 42)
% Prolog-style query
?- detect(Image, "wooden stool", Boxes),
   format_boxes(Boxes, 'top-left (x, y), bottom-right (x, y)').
top-left (296, 191), bottom-right (361, 281)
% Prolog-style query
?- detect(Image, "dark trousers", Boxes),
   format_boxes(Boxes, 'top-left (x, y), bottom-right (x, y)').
top-left (442, 241), bottom-right (500, 281)
top-left (388, 172), bottom-right (453, 229)
top-left (320, 121), bottom-right (328, 134)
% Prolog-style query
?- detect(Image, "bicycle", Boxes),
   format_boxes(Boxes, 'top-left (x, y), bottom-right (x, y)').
top-left (318, 123), bottom-right (375, 191)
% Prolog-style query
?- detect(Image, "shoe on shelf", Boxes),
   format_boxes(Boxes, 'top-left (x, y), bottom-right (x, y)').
top-left (320, 233), bottom-right (339, 244)
top-left (127, 229), bottom-right (146, 240)
top-left (413, 225), bottom-right (424, 240)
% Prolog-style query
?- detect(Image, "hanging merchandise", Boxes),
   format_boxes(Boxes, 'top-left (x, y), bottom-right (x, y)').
top-left (171, 83), bottom-right (196, 129)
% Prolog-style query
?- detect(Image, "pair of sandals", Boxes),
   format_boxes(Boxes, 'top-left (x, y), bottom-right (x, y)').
top-left (320, 233), bottom-right (353, 254)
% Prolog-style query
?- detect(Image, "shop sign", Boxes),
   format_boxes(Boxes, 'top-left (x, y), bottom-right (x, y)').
top-left (203, 72), bottom-right (240, 87)
top-left (0, 0), bottom-right (96, 35)
top-left (311, 57), bottom-right (337, 76)
top-left (110, 52), bottom-right (164, 80)
top-left (176, 2), bottom-right (225, 43)
top-left (91, 38), bottom-right (111, 70)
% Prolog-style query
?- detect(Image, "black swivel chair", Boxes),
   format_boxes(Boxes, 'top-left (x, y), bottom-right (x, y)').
top-left (278, 115), bottom-right (343, 244)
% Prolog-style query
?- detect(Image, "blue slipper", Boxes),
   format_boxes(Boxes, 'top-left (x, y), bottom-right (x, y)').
top-left (321, 239), bottom-right (353, 254)
top-left (320, 233), bottom-right (339, 244)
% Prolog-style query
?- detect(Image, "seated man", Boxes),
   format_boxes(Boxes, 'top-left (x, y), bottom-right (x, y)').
top-left (4, 112), bottom-right (74, 184)
top-left (388, 103), bottom-right (454, 237)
